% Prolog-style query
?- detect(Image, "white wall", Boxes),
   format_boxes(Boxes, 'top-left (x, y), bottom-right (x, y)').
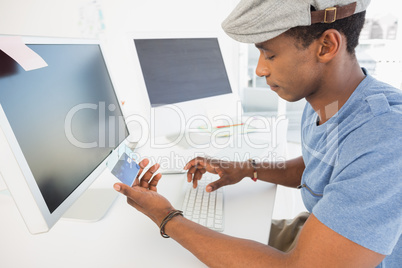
top-left (0, 0), bottom-right (241, 92)
top-left (0, 0), bottom-right (100, 38)
top-left (102, 0), bottom-right (241, 82)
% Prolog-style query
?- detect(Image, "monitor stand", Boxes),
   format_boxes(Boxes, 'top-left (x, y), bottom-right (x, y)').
top-left (0, 170), bottom-right (119, 223)
top-left (61, 188), bottom-right (119, 222)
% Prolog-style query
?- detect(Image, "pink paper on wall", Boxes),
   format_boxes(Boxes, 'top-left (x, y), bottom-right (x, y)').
top-left (0, 36), bottom-right (48, 71)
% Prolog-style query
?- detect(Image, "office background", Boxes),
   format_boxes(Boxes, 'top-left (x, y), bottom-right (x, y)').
top-left (0, 0), bottom-right (401, 222)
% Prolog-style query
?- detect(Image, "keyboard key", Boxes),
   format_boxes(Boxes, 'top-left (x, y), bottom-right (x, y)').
top-left (182, 174), bottom-right (224, 232)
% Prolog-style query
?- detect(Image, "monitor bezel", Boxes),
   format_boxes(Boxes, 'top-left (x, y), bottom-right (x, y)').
top-left (128, 31), bottom-right (235, 107)
top-left (126, 31), bottom-right (242, 138)
top-left (0, 35), bottom-right (128, 234)
top-left (132, 33), bottom-right (233, 106)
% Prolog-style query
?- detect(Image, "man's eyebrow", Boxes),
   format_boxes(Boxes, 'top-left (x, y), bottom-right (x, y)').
top-left (255, 43), bottom-right (264, 49)
top-left (255, 43), bottom-right (273, 52)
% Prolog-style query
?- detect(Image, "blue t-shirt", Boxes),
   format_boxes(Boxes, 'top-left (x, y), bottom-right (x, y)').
top-left (300, 71), bottom-right (402, 267)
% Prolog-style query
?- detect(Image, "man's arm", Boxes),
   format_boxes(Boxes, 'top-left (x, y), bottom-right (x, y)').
top-left (115, 180), bottom-right (385, 268)
top-left (163, 211), bottom-right (385, 268)
top-left (184, 156), bottom-right (305, 191)
top-left (251, 156), bottom-right (305, 188)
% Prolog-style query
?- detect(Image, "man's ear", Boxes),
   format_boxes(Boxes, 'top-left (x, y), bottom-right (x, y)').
top-left (316, 29), bottom-right (342, 63)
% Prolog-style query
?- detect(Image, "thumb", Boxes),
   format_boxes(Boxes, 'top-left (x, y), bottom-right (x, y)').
top-left (206, 176), bottom-right (228, 192)
top-left (114, 183), bottom-right (139, 199)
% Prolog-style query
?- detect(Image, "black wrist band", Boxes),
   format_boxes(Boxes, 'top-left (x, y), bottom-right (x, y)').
top-left (159, 210), bottom-right (183, 238)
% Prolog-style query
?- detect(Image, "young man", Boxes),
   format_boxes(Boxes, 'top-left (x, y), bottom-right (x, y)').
top-left (114, 0), bottom-right (402, 266)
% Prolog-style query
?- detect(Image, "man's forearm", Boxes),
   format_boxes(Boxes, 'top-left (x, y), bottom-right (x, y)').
top-left (250, 156), bottom-right (305, 188)
top-left (165, 216), bottom-right (287, 268)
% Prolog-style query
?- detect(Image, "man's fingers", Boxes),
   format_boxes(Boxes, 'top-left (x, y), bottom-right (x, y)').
top-left (206, 176), bottom-right (228, 192)
top-left (140, 163), bottom-right (160, 188)
top-left (184, 156), bottom-right (208, 170)
top-left (185, 157), bottom-right (221, 187)
top-left (132, 176), bottom-right (140, 187)
top-left (135, 158), bottom-right (150, 183)
top-left (192, 169), bottom-right (206, 188)
top-left (114, 183), bottom-right (150, 212)
top-left (148, 173), bottom-right (162, 191)
top-left (187, 165), bottom-right (203, 182)
top-left (114, 183), bottom-right (139, 199)
top-left (187, 170), bottom-right (193, 183)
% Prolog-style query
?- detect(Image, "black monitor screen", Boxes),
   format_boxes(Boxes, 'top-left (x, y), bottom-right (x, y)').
top-left (134, 38), bottom-right (232, 107)
top-left (0, 43), bottom-right (129, 213)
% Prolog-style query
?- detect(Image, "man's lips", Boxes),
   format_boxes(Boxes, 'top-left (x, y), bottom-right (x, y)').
top-left (266, 78), bottom-right (278, 87)
top-left (267, 82), bottom-right (279, 90)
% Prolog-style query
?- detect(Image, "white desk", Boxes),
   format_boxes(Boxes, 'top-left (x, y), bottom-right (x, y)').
top-left (0, 123), bottom-right (287, 268)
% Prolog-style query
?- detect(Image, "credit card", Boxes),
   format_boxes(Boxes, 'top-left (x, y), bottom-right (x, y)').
top-left (110, 152), bottom-right (140, 186)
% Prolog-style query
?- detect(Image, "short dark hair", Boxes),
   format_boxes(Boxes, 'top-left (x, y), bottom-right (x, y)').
top-left (284, 10), bottom-right (366, 55)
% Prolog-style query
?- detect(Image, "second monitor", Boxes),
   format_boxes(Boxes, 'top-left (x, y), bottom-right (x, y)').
top-left (131, 35), bottom-right (241, 139)
top-left (134, 38), bottom-right (232, 107)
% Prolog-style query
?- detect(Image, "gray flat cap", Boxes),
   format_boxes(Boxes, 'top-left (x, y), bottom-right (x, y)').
top-left (222, 0), bottom-right (371, 43)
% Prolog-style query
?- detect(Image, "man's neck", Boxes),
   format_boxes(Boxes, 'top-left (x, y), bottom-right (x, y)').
top-left (306, 58), bottom-right (365, 125)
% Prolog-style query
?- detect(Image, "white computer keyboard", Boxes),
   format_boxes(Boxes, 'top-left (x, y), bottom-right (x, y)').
top-left (181, 174), bottom-right (224, 232)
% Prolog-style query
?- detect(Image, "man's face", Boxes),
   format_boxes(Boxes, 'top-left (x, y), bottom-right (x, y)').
top-left (255, 33), bottom-right (323, 102)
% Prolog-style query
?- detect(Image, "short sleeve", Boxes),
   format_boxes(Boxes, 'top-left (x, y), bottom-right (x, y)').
top-left (312, 113), bottom-right (402, 255)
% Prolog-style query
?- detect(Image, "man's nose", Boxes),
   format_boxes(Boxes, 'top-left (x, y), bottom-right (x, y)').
top-left (255, 53), bottom-right (271, 78)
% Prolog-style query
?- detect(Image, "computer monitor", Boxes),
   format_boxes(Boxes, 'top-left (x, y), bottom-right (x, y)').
top-left (0, 36), bottom-right (129, 234)
top-left (129, 32), bottom-right (242, 140)
top-left (135, 37), bottom-right (232, 107)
